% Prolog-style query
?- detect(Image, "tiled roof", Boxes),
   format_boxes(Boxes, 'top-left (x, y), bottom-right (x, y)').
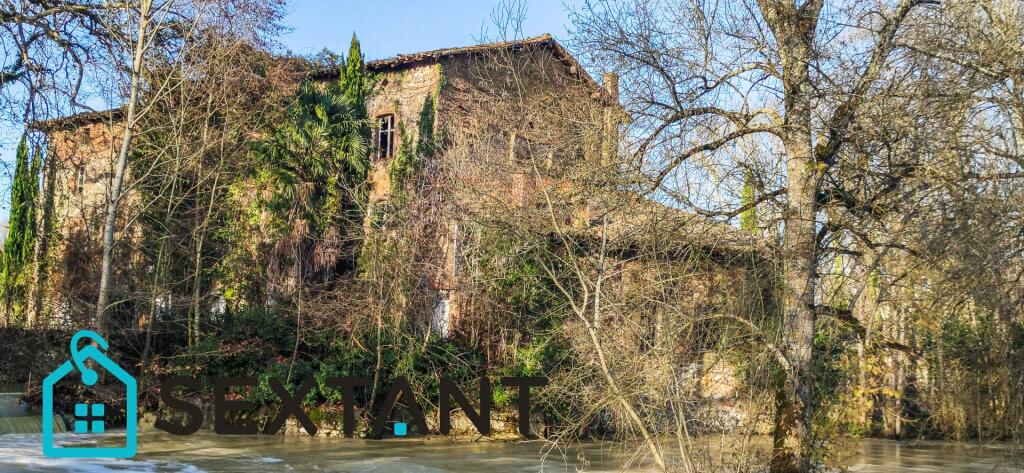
top-left (29, 107), bottom-right (124, 132)
top-left (311, 34), bottom-right (604, 93)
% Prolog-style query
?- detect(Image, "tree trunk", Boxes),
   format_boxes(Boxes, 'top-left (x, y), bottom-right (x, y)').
top-left (772, 130), bottom-right (819, 473)
top-left (189, 172), bottom-right (220, 346)
top-left (762, 3), bottom-right (823, 471)
top-left (94, 0), bottom-right (152, 332)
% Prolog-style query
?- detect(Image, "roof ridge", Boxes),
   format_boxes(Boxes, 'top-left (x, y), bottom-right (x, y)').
top-left (364, 33), bottom-right (557, 69)
top-left (373, 34), bottom-right (552, 60)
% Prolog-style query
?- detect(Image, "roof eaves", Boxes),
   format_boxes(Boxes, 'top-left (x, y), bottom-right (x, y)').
top-left (29, 107), bottom-right (125, 132)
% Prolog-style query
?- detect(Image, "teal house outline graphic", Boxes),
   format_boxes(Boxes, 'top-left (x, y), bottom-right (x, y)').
top-left (42, 330), bottom-right (137, 458)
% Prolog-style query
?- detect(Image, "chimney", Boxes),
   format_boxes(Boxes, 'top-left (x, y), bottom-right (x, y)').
top-left (602, 72), bottom-right (620, 103)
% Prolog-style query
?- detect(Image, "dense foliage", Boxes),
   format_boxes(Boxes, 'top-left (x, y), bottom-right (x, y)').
top-left (0, 135), bottom-right (39, 325)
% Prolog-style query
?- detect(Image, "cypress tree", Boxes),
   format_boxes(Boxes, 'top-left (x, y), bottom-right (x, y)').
top-left (336, 32), bottom-right (371, 208)
top-left (339, 33), bottom-right (368, 118)
top-left (1, 134), bottom-right (39, 325)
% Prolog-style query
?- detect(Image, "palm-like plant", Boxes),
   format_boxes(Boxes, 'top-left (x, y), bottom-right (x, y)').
top-left (258, 80), bottom-right (370, 296)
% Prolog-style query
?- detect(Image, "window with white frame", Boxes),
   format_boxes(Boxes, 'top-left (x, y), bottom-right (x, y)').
top-left (376, 114), bottom-right (395, 159)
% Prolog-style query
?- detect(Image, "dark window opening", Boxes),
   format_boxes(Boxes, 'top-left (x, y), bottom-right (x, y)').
top-left (76, 165), bottom-right (86, 195)
top-left (208, 111), bottom-right (225, 129)
top-left (376, 114), bottom-right (395, 159)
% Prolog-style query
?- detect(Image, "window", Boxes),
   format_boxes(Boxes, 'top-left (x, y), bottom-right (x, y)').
top-left (431, 290), bottom-right (451, 339)
top-left (208, 111), bottom-right (225, 129)
top-left (210, 293), bottom-right (227, 320)
top-left (76, 165), bottom-right (86, 194)
top-left (376, 114), bottom-right (395, 159)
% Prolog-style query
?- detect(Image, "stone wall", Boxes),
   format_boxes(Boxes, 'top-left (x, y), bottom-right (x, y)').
top-left (364, 63), bottom-right (442, 205)
top-left (43, 119), bottom-right (124, 238)
top-left (32, 117), bottom-right (130, 325)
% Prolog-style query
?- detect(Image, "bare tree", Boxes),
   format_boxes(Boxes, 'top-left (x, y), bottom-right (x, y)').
top-left (571, 1), bottom-right (1024, 471)
top-left (425, 7), bottom-right (782, 468)
top-left (93, 0), bottom-right (155, 333)
top-left (14, 0), bottom-right (286, 333)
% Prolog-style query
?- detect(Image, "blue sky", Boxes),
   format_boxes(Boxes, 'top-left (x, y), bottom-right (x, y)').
top-left (282, 0), bottom-right (581, 59)
top-left (0, 0), bottom-right (583, 219)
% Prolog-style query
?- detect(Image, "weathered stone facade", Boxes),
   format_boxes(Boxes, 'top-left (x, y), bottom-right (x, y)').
top-left (364, 62), bottom-right (441, 205)
top-left (30, 111), bottom-right (129, 325)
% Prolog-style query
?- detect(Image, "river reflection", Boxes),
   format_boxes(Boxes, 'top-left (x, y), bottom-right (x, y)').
top-left (848, 439), bottom-right (1023, 472)
top-left (0, 430), bottom-right (1020, 472)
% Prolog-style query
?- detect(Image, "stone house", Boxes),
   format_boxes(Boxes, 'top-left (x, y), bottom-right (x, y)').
top-left (28, 35), bottom-right (775, 427)
top-left (316, 34), bottom-right (627, 337)
top-left (30, 35), bottom-right (603, 322)
top-left (31, 35), bottom-right (770, 353)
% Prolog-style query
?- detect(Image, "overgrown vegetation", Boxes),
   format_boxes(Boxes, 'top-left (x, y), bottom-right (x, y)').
top-left (1, 1), bottom-right (1023, 472)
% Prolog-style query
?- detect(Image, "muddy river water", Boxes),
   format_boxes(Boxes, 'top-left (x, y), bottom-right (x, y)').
top-left (0, 430), bottom-right (1020, 472)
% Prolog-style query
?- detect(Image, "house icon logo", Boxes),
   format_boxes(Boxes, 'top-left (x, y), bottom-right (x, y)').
top-left (42, 330), bottom-right (137, 458)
